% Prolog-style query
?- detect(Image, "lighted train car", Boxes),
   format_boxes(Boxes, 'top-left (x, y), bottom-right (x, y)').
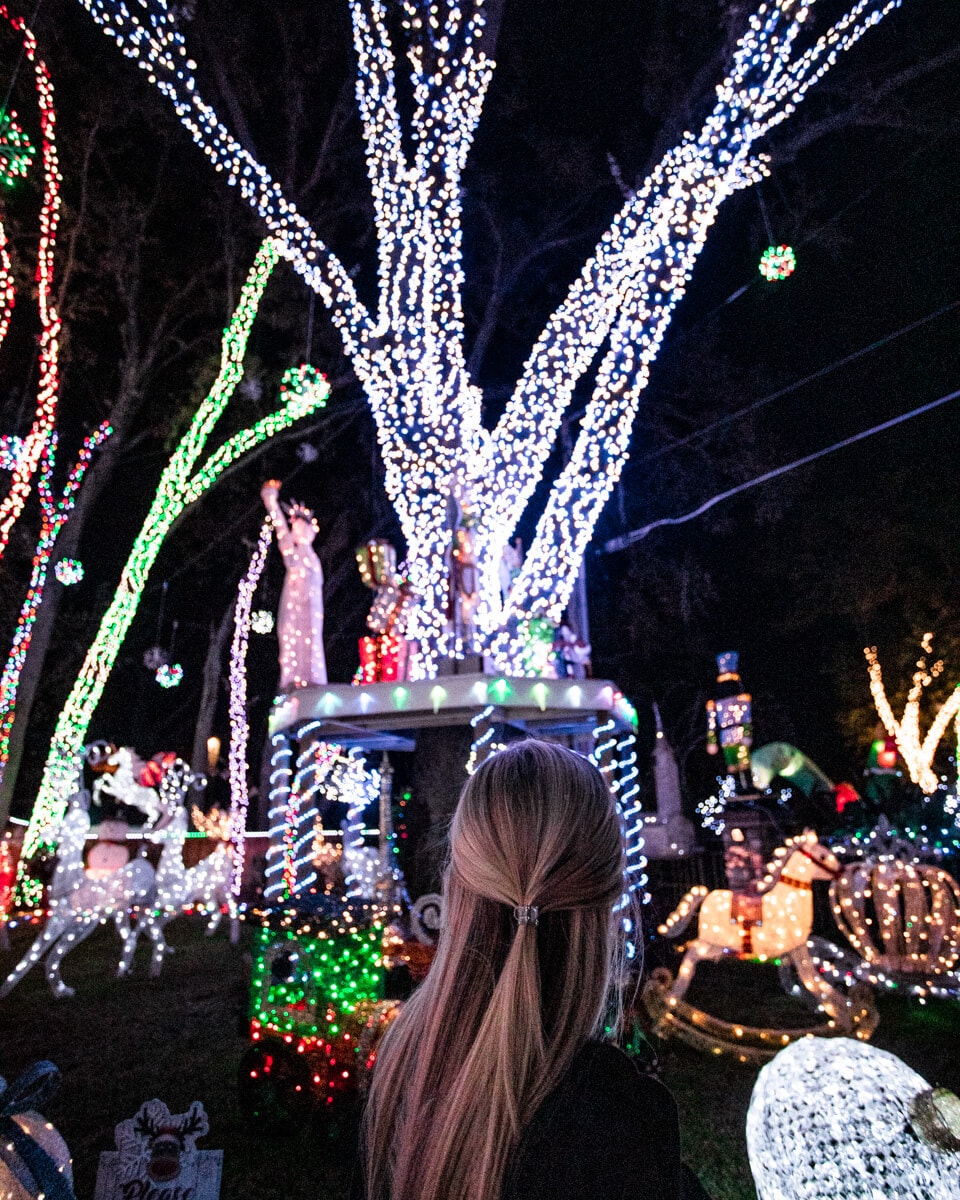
top-left (238, 897), bottom-right (402, 1124)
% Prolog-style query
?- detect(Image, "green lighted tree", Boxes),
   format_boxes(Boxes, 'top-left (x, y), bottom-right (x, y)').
top-left (18, 238), bottom-right (330, 898)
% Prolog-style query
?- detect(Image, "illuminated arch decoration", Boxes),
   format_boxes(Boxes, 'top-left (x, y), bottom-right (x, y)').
top-left (865, 634), bottom-right (960, 794)
top-left (0, 4), bottom-right (63, 556)
top-left (70, 0), bottom-right (902, 673)
top-left (227, 516), bottom-right (273, 897)
top-left (19, 240), bottom-right (331, 901)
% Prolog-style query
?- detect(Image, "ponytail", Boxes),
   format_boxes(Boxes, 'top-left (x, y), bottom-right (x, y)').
top-left (363, 741), bottom-right (628, 1200)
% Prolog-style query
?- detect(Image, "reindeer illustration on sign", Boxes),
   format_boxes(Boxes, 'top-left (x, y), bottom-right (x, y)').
top-left (643, 831), bottom-right (879, 1061)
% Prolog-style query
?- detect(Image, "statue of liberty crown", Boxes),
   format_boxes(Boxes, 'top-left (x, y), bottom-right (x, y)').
top-left (282, 499), bottom-right (319, 531)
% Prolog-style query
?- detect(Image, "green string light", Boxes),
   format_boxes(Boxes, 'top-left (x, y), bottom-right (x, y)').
top-left (18, 239), bottom-right (330, 900)
top-left (0, 110), bottom-right (35, 189)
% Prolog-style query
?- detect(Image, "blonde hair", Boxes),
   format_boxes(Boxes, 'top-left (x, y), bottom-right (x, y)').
top-left (363, 740), bottom-right (631, 1200)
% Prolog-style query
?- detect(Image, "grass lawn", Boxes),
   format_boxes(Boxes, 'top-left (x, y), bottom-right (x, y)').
top-left (2, 919), bottom-right (958, 1200)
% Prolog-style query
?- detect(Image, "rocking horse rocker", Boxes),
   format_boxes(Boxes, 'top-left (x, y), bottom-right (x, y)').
top-left (643, 831), bottom-right (879, 1062)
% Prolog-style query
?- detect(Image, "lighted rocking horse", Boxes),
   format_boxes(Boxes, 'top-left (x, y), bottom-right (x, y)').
top-left (643, 831), bottom-right (878, 1062)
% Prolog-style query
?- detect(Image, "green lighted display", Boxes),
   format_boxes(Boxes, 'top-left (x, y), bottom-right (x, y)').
top-left (250, 909), bottom-right (384, 1041)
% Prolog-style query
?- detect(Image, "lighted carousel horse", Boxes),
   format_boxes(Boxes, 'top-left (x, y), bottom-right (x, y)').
top-left (643, 831), bottom-right (878, 1061)
top-left (117, 804), bottom-right (239, 978)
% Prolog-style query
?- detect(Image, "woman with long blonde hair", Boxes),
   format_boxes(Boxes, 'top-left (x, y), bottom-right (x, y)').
top-left (362, 739), bottom-right (703, 1200)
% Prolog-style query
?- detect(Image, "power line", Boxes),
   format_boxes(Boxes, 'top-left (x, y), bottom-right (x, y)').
top-left (605, 385), bottom-right (960, 553)
top-left (637, 298), bottom-right (959, 465)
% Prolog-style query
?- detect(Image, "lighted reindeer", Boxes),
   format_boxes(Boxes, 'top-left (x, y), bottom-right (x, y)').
top-left (1, 750), bottom-right (195, 998)
top-left (1, 787), bottom-right (159, 999)
top-left (118, 802), bottom-right (238, 978)
top-left (645, 831), bottom-right (877, 1054)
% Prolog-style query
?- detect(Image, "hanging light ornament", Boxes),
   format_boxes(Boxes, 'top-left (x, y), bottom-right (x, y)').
top-left (155, 662), bottom-right (184, 689)
top-left (250, 609), bottom-right (274, 635)
top-left (53, 557), bottom-right (83, 585)
top-left (758, 243), bottom-right (796, 281)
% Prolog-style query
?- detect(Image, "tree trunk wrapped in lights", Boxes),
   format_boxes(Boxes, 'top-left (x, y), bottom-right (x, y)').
top-left (70, 0), bottom-right (904, 673)
top-left (0, 4), bottom-right (62, 557)
top-left (865, 635), bottom-right (960, 795)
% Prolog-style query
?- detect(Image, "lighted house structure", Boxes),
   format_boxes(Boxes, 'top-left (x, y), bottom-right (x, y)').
top-left (261, 672), bottom-right (644, 908)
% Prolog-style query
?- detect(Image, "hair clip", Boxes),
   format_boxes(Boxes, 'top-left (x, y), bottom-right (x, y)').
top-left (514, 905), bottom-right (538, 926)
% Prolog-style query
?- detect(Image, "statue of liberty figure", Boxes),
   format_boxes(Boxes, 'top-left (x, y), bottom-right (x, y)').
top-left (261, 480), bottom-right (327, 689)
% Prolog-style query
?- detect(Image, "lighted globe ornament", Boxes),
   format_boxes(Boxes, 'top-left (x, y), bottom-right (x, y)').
top-left (53, 558), bottom-right (84, 586)
top-left (250, 609), bottom-right (274, 635)
top-left (758, 244), bottom-right (796, 281)
top-left (747, 1038), bottom-right (960, 1199)
top-left (0, 111), bottom-right (35, 189)
top-left (155, 662), bottom-right (184, 689)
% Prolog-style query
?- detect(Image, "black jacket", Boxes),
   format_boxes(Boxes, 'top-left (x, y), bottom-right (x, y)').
top-left (355, 1041), bottom-right (710, 1200)
top-left (503, 1041), bottom-right (709, 1200)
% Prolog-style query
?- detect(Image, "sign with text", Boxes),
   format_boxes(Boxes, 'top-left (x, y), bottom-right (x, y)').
top-left (94, 1101), bottom-right (221, 1200)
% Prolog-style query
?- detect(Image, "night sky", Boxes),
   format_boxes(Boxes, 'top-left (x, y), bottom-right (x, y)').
top-left (1, 0), bottom-right (958, 812)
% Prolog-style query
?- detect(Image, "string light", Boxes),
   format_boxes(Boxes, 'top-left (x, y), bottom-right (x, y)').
top-left (19, 241), bottom-right (330, 901)
top-left (758, 243), bottom-right (797, 280)
top-left (591, 719), bottom-right (649, 910)
top-left (697, 775), bottom-right (738, 834)
top-left (0, 5), bottom-right (63, 556)
top-left (0, 423), bottom-right (111, 793)
top-left (0, 109), bottom-right (36, 187)
top-left (865, 635), bottom-right (960, 794)
top-left (242, 904), bottom-right (397, 1113)
top-left (69, 0), bottom-right (900, 671)
top-left (227, 518), bottom-right (273, 897)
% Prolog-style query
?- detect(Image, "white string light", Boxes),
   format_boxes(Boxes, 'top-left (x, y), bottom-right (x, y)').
top-left (69, 0), bottom-right (901, 672)
top-left (227, 517), bottom-right (273, 897)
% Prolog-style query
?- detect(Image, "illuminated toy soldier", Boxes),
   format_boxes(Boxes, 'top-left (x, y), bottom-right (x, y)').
top-left (706, 651), bottom-right (753, 793)
top-left (261, 480), bottom-right (327, 689)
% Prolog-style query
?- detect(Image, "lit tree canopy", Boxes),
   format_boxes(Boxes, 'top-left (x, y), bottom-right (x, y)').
top-left (72, 0), bottom-right (903, 676)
